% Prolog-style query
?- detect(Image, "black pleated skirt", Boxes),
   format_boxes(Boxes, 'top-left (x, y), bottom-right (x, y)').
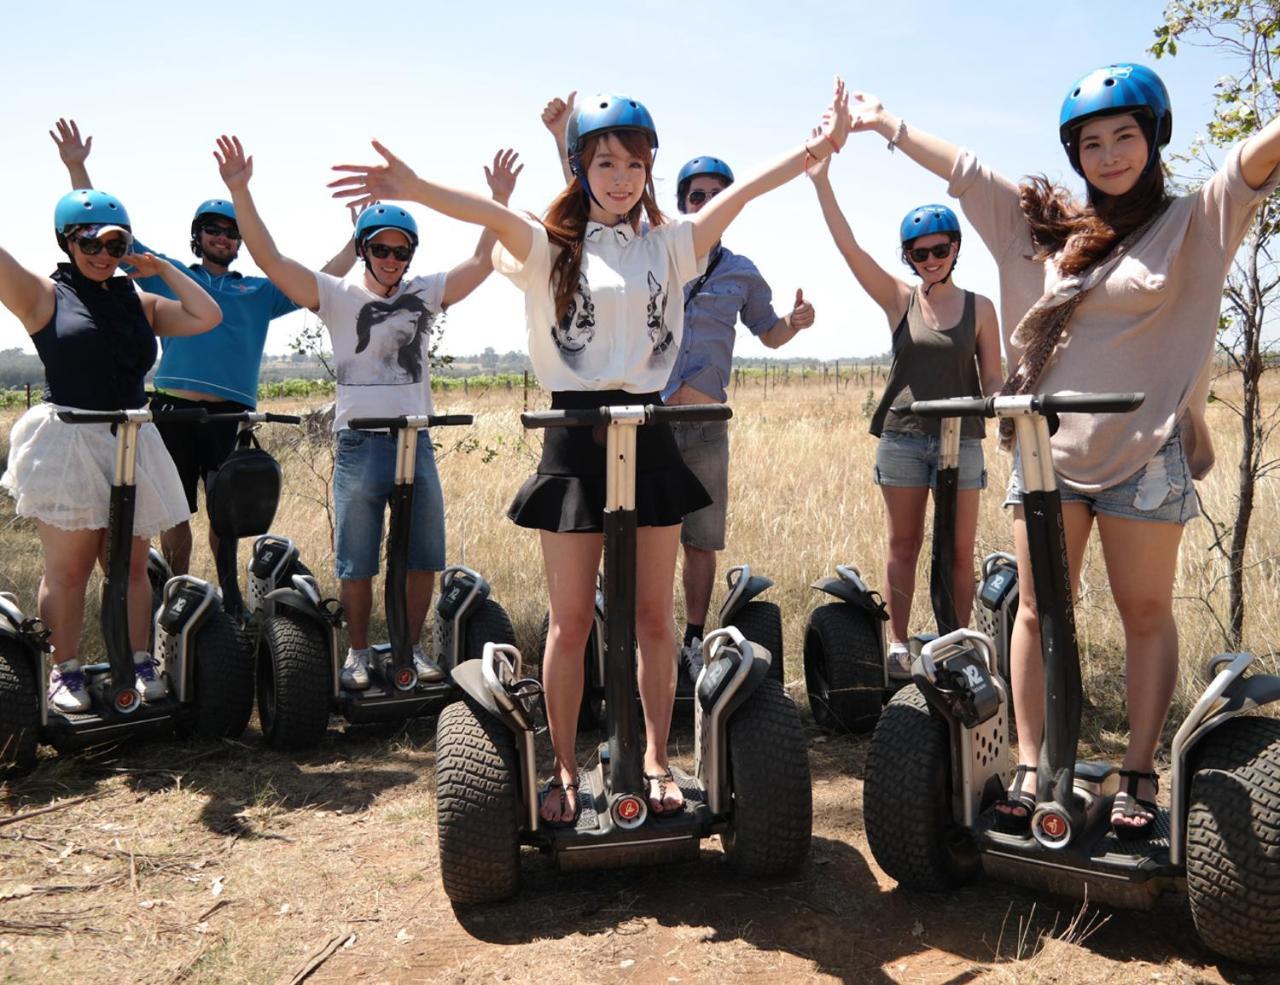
top-left (508, 390), bottom-right (711, 533)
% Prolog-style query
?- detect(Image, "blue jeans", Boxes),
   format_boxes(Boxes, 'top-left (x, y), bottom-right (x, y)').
top-left (333, 429), bottom-right (446, 579)
top-left (874, 429), bottom-right (987, 490)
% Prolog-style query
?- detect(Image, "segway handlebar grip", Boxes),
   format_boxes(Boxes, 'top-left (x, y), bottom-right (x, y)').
top-left (348, 415), bottom-right (474, 430)
top-left (908, 397), bottom-right (994, 420)
top-left (58, 408), bottom-right (208, 425)
top-left (199, 412), bottom-right (303, 425)
top-left (649, 404), bottom-right (732, 424)
top-left (520, 408), bottom-right (605, 429)
top-left (910, 391), bottom-right (1147, 420)
top-left (520, 404), bottom-right (733, 429)
top-left (1034, 392), bottom-right (1145, 415)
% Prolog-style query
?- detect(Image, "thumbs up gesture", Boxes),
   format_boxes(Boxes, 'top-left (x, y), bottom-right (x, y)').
top-left (789, 288), bottom-right (815, 331)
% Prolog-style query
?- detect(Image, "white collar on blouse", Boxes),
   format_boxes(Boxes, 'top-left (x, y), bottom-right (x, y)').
top-left (584, 220), bottom-right (636, 245)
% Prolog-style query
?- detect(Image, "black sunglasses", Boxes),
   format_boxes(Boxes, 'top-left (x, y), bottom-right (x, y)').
top-left (907, 243), bottom-right (954, 263)
top-left (686, 188), bottom-right (722, 207)
top-left (75, 236), bottom-right (130, 258)
top-left (201, 222), bottom-right (241, 240)
top-left (366, 243), bottom-right (414, 261)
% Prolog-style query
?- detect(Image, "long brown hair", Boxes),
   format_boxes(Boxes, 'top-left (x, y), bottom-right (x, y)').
top-left (541, 130), bottom-right (665, 322)
top-left (1019, 163), bottom-right (1169, 276)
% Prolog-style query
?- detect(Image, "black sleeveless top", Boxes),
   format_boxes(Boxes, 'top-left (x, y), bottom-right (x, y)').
top-left (870, 289), bottom-right (984, 440)
top-left (33, 265), bottom-right (157, 410)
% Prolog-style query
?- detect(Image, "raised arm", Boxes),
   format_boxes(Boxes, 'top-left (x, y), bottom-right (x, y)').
top-left (319, 206), bottom-right (358, 278)
top-left (847, 92), bottom-right (962, 182)
top-left (50, 118), bottom-right (93, 189)
top-left (542, 91), bottom-right (575, 185)
top-left (443, 149), bottom-right (524, 307)
top-left (0, 247), bottom-right (55, 334)
top-left (130, 253), bottom-right (221, 337)
top-left (689, 77), bottom-right (851, 258)
top-left (329, 141), bottom-right (536, 263)
top-left (1241, 114), bottom-right (1280, 190)
top-left (805, 142), bottom-right (911, 325)
top-left (215, 135), bottom-right (322, 311)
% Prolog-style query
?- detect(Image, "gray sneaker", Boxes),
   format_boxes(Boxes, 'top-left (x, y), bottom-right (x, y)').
top-left (678, 638), bottom-right (703, 686)
top-left (887, 643), bottom-right (913, 681)
top-left (412, 644), bottom-right (446, 684)
top-left (340, 647), bottom-right (371, 690)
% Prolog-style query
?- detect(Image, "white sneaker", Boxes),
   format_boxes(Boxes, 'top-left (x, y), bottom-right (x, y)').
top-left (49, 659), bottom-right (91, 714)
top-left (133, 651), bottom-right (167, 702)
top-left (678, 638), bottom-right (703, 685)
top-left (411, 644), bottom-right (445, 684)
top-left (887, 643), bottom-right (913, 681)
top-left (340, 648), bottom-right (371, 690)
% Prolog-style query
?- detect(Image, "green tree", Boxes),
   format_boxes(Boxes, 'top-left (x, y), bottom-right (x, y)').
top-left (1151, 0), bottom-right (1280, 646)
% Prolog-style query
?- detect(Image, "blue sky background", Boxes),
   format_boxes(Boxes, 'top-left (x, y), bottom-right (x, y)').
top-left (2, 1), bottom-right (1233, 360)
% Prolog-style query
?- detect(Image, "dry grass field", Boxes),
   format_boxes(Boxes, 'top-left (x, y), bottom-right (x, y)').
top-left (0, 378), bottom-right (1277, 984)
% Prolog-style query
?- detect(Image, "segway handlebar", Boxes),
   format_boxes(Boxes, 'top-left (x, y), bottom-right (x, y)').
top-left (200, 412), bottom-right (303, 425)
top-left (909, 392), bottom-right (1145, 420)
top-left (58, 408), bottom-right (208, 425)
top-left (520, 404), bottom-right (732, 429)
top-left (347, 414), bottom-right (474, 430)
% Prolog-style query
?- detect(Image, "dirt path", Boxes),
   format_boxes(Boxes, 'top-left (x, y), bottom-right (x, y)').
top-left (0, 710), bottom-right (1244, 985)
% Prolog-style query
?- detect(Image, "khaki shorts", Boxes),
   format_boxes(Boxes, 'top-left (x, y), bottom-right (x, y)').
top-left (672, 420), bottom-right (729, 550)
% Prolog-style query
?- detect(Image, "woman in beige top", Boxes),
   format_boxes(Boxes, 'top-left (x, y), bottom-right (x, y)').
top-left (847, 63), bottom-right (1280, 838)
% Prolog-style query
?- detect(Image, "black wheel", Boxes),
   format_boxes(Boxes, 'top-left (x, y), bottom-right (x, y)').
top-left (1185, 715), bottom-right (1280, 965)
top-left (0, 642), bottom-right (39, 772)
top-left (179, 609), bottom-right (255, 740)
top-left (803, 603), bottom-right (885, 733)
top-left (863, 685), bottom-right (979, 890)
top-left (730, 601), bottom-right (784, 685)
top-left (460, 598), bottom-right (518, 664)
top-left (257, 611), bottom-right (331, 750)
top-left (721, 677), bottom-right (811, 876)
top-left (435, 698), bottom-right (521, 903)
top-left (537, 612), bottom-right (601, 733)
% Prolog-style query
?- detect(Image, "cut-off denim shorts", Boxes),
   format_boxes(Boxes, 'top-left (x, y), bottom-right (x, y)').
top-left (1004, 426), bottom-right (1200, 525)
top-left (333, 428), bottom-right (446, 580)
top-left (874, 429), bottom-right (988, 491)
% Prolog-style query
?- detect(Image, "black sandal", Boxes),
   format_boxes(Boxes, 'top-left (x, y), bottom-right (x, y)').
top-left (993, 764), bottom-right (1037, 834)
top-left (1111, 769), bottom-right (1158, 840)
top-left (539, 776), bottom-right (580, 828)
top-left (645, 768), bottom-right (684, 816)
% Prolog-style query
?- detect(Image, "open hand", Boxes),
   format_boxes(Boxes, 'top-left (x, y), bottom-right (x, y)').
top-left (819, 76), bottom-right (852, 152)
top-left (50, 118), bottom-right (91, 166)
top-left (123, 252), bottom-right (167, 279)
top-left (790, 288), bottom-right (815, 331)
top-left (805, 126), bottom-right (831, 181)
top-left (849, 91), bottom-right (887, 134)
top-left (329, 141), bottom-right (420, 210)
top-left (541, 91), bottom-right (576, 143)
top-left (484, 148), bottom-right (524, 205)
top-left (214, 135), bottom-right (254, 191)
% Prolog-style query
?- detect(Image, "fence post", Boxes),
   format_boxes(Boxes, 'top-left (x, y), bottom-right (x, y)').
top-left (523, 371), bottom-right (529, 412)
top-left (25, 383), bottom-right (31, 408)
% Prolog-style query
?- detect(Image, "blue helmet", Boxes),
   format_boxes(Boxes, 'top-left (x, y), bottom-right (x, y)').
top-left (899, 204), bottom-right (960, 246)
top-left (1059, 63), bottom-right (1172, 176)
top-left (54, 189), bottom-right (131, 238)
top-left (676, 156), bottom-right (734, 211)
top-left (354, 203), bottom-right (419, 252)
top-left (566, 94), bottom-right (658, 159)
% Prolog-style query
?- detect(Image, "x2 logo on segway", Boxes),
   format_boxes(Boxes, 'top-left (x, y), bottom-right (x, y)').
top-left (436, 571), bottom-right (477, 621)
top-left (926, 649), bottom-right (1000, 728)
top-left (696, 646), bottom-right (741, 712)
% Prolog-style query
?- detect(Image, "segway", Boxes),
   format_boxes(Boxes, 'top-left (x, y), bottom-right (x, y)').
top-left (434, 403), bottom-right (811, 904)
top-left (804, 416), bottom-right (968, 733)
top-left (252, 414), bottom-right (516, 750)
top-left (0, 408), bottom-right (252, 770)
top-left (862, 392), bottom-right (1280, 966)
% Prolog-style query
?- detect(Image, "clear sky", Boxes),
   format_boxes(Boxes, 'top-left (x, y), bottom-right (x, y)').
top-left (3, 0), bottom-right (1232, 361)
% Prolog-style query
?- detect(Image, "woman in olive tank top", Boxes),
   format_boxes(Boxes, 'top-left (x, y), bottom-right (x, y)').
top-left (808, 155), bottom-right (1002, 678)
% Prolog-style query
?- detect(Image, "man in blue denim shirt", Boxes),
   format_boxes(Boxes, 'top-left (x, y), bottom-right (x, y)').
top-left (542, 98), bottom-right (815, 680)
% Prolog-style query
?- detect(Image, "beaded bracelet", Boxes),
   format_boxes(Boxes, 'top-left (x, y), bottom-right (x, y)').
top-left (887, 117), bottom-right (906, 153)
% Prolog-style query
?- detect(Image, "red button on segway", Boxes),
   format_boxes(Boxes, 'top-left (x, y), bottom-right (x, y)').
top-left (617, 796), bottom-right (641, 820)
top-left (1041, 813), bottom-right (1066, 839)
top-left (396, 669), bottom-right (415, 688)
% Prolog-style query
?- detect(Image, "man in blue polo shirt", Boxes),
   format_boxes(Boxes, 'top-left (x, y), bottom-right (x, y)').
top-left (539, 97), bottom-right (815, 685)
top-left (52, 119), bottom-right (355, 574)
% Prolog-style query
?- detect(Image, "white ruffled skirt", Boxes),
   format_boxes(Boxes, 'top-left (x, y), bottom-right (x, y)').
top-left (1, 403), bottom-right (191, 537)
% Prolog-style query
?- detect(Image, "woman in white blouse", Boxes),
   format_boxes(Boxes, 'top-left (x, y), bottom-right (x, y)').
top-left (329, 81), bottom-right (851, 826)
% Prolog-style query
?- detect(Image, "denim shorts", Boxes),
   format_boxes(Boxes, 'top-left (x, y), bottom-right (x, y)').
top-left (672, 419), bottom-right (729, 550)
top-left (333, 429), bottom-right (446, 579)
top-left (874, 430), bottom-right (987, 491)
top-left (1004, 427), bottom-right (1200, 525)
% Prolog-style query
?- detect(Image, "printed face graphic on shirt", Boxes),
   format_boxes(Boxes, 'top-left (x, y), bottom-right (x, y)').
top-left (552, 274), bottom-right (596, 361)
top-left (646, 270), bottom-right (673, 356)
top-left (339, 291), bottom-right (435, 386)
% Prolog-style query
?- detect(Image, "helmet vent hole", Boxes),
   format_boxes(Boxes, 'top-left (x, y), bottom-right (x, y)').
top-left (1073, 87), bottom-right (1081, 97)
top-left (1104, 78), bottom-right (1116, 87)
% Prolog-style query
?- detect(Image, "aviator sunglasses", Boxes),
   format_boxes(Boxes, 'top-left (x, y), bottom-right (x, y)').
top-left (686, 187), bottom-right (722, 207)
top-left (907, 243), bottom-right (954, 263)
top-left (74, 235), bottom-right (130, 258)
top-left (366, 243), bottom-right (414, 262)
top-left (201, 222), bottom-right (241, 240)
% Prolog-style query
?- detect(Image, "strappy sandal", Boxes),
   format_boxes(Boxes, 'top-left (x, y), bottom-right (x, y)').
top-left (539, 776), bottom-right (580, 829)
top-left (645, 768), bottom-right (684, 817)
top-left (993, 764), bottom-right (1037, 834)
top-left (1111, 769), bottom-right (1158, 841)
